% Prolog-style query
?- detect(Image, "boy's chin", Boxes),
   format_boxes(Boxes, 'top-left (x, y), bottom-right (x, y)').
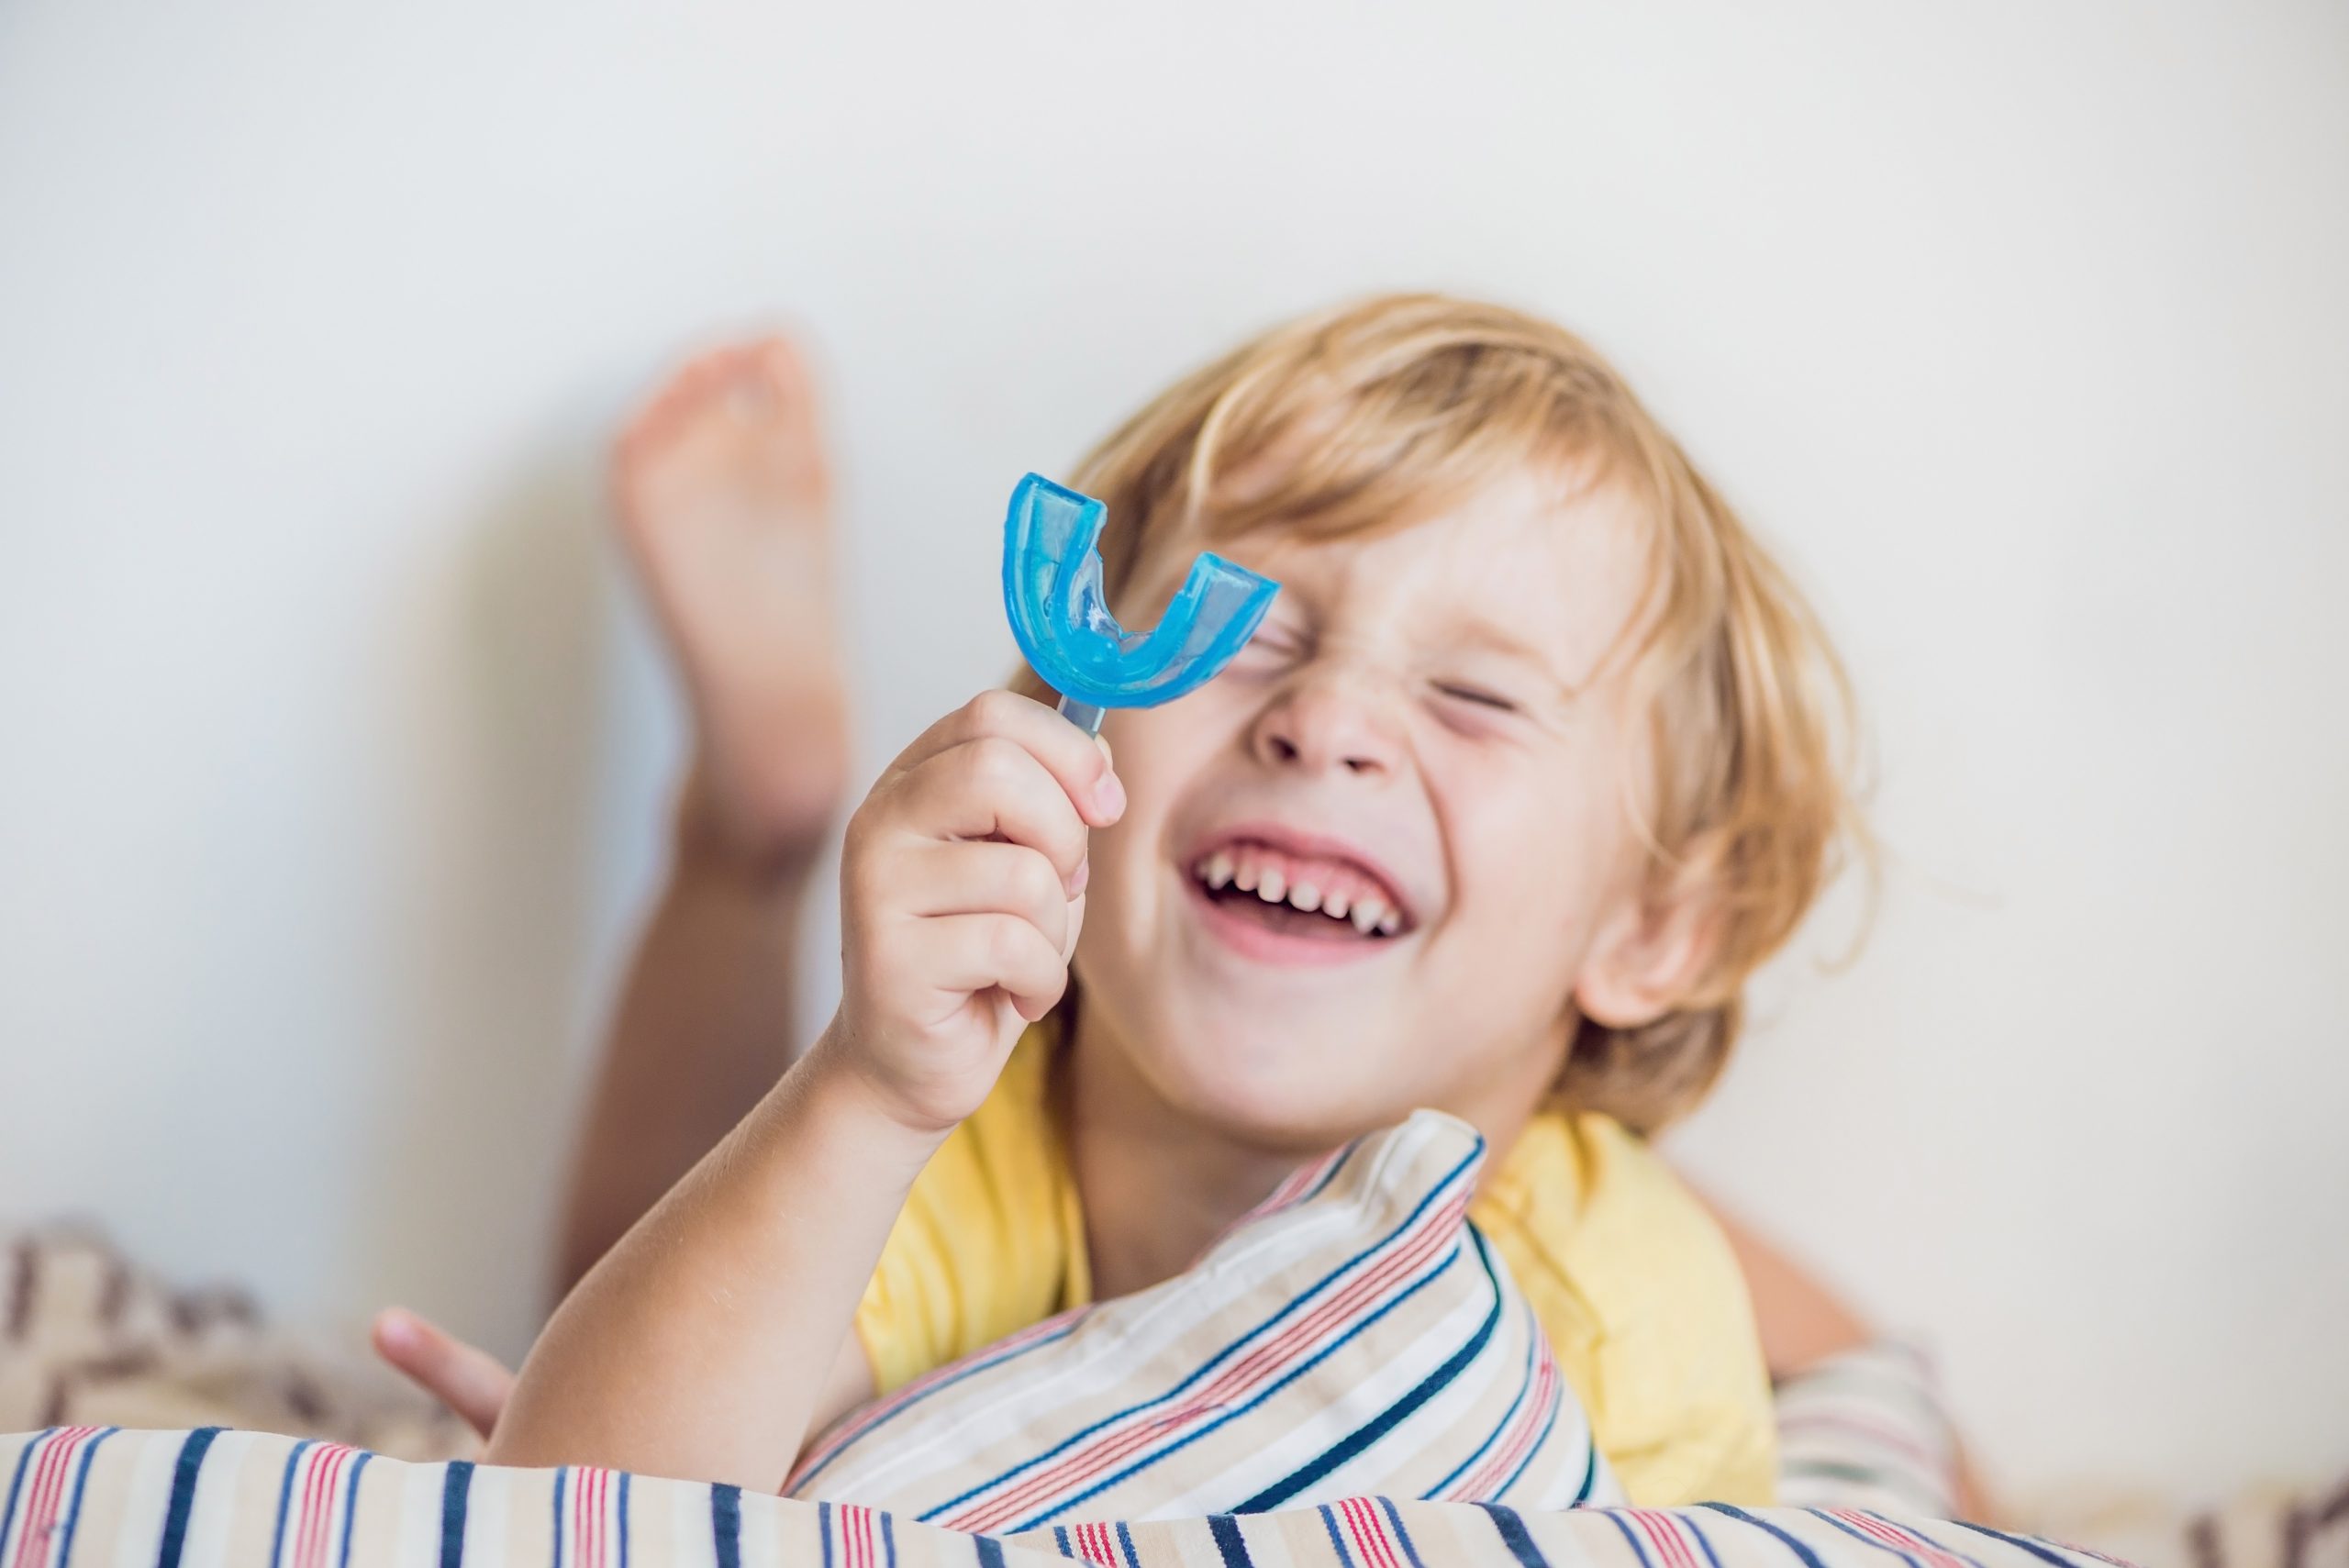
top-left (1131, 1027), bottom-right (1415, 1153)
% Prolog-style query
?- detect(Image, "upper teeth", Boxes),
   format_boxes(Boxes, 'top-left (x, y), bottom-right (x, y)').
top-left (1194, 850), bottom-right (1402, 936)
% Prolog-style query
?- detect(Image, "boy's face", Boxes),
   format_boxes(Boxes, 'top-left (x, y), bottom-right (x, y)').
top-left (1075, 467), bottom-right (1683, 1151)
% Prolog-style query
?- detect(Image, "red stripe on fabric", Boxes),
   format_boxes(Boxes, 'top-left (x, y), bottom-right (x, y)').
top-left (579, 1467), bottom-right (600, 1568)
top-left (11, 1427), bottom-right (91, 1568)
top-left (1837, 1509), bottom-right (1967, 1568)
top-left (787, 1306), bottom-right (1090, 1490)
top-left (948, 1191), bottom-right (1470, 1531)
top-left (9, 1427), bottom-right (69, 1568)
top-left (293, 1443), bottom-right (329, 1568)
top-left (596, 1466), bottom-right (612, 1568)
top-left (596, 1467), bottom-right (610, 1568)
top-left (1074, 1520), bottom-right (1117, 1564)
top-left (1777, 1411), bottom-right (1944, 1470)
top-left (953, 1194), bottom-right (1464, 1529)
top-left (1634, 1510), bottom-right (1702, 1568)
top-left (948, 1207), bottom-right (1446, 1534)
top-left (325, 1446), bottom-right (358, 1568)
top-left (1459, 1352), bottom-right (1556, 1500)
top-left (1245, 1142), bottom-right (1348, 1225)
top-left (1463, 1357), bottom-right (1546, 1497)
top-left (298, 1445), bottom-right (348, 1568)
top-left (1344, 1496), bottom-right (1401, 1568)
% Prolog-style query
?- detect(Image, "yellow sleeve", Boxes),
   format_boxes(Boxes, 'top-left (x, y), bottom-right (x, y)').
top-left (852, 1029), bottom-right (1085, 1396)
top-left (1475, 1112), bottom-right (1777, 1507)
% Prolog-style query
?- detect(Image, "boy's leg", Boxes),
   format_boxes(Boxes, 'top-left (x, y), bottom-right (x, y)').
top-left (613, 336), bottom-right (848, 862)
top-left (555, 337), bottom-right (852, 1296)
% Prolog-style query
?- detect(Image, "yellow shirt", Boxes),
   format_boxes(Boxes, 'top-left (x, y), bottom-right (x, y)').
top-left (854, 1026), bottom-right (1776, 1507)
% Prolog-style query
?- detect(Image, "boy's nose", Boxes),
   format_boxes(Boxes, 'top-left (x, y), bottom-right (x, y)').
top-left (1249, 675), bottom-right (1402, 778)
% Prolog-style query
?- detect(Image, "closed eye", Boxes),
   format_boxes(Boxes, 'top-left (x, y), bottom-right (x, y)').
top-left (1437, 684), bottom-right (1518, 713)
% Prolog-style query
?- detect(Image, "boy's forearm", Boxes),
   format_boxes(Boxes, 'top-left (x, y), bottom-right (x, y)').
top-left (491, 1032), bottom-right (937, 1487)
top-left (554, 772), bottom-right (816, 1297)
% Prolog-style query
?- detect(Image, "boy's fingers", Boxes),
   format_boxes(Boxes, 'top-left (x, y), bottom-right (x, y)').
top-left (912, 912), bottom-right (1070, 1022)
top-left (901, 738), bottom-right (1093, 892)
top-left (894, 841), bottom-right (1073, 953)
top-left (371, 1307), bottom-right (515, 1441)
top-left (893, 691), bottom-right (1124, 828)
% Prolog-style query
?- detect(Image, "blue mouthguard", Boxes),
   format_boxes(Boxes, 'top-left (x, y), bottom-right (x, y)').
top-left (1002, 473), bottom-right (1280, 736)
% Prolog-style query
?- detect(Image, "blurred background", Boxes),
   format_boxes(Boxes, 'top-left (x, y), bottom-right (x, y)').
top-left (1, 0), bottom-right (2343, 1504)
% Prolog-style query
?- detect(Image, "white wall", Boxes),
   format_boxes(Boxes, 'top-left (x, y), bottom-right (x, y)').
top-left (2, 0), bottom-right (2342, 1500)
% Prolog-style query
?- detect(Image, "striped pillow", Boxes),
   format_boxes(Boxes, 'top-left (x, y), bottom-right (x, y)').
top-left (786, 1110), bottom-right (1618, 1529)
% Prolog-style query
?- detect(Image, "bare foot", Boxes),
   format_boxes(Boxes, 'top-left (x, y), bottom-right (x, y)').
top-left (615, 336), bottom-right (851, 867)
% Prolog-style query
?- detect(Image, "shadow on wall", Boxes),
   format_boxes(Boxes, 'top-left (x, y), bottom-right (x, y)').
top-left (352, 439), bottom-right (623, 1361)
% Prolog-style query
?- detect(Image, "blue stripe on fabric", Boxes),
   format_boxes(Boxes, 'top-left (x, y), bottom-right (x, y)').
top-left (788, 1318), bottom-right (1087, 1491)
top-left (1319, 1506), bottom-right (1355, 1568)
top-left (1207, 1515), bottom-right (1253, 1567)
top-left (1493, 1373), bottom-right (1561, 1501)
top-left (1376, 1496), bottom-right (1429, 1568)
top-left (267, 1440), bottom-right (317, 1568)
top-left (881, 1507), bottom-right (896, 1568)
top-left (1052, 1526), bottom-right (1072, 1556)
top-left (1883, 1518), bottom-right (1988, 1568)
top-left (1684, 1510), bottom-right (1731, 1568)
top-left (1019, 1234), bottom-right (1464, 1529)
top-left (153, 1428), bottom-right (222, 1568)
top-left (1116, 1519), bottom-right (1141, 1568)
top-left (551, 1468), bottom-right (568, 1568)
top-left (0, 1429), bottom-right (48, 1568)
top-left (335, 1451), bottom-right (373, 1568)
top-left (1698, 1503), bottom-right (1831, 1568)
top-left (1291, 1135), bottom-right (1369, 1209)
top-left (1476, 1504), bottom-right (1549, 1568)
top-left (1234, 1231), bottom-right (1505, 1512)
top-left (54, 1427), bottom-right (121, 1568)
top-left (1603, 1510), bottom-right (1659, 1568)
top-left (817, 1500), bottom-right (833, 1568)
top-left (438, 1462), bottom-right (474, 1568)
top-left (919, 1145), bottom-right (1481, 1524)
top-left (617, 1472), bottom-right (631, 1568)
top-left (710, 1485), bottom-right (741, 1568)
top-left (1815, 1510), bottom-right (1927, 1567)
top-left (1571, 1418), bottom-right (1597, 1507)
top-left (1944, 1519), bottom-right (2089, 1568)
top-left (972, 1535), bottom-right (1006, 1568)
top-left (1428, 1275), bottom-right (1538, 1496)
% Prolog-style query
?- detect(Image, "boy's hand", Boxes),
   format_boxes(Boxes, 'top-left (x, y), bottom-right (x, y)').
top-left (373, 1307), bottom-right (513, 1441)
top-left (824, 689), bottom-right (1123, 1135)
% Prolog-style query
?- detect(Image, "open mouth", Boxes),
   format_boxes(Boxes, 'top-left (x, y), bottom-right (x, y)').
top-left (1183, 835), bottom-right (1415, 951)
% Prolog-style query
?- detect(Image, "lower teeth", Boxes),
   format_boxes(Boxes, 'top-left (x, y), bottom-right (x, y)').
top-left (1208, 886), bottom-right (1372, 937)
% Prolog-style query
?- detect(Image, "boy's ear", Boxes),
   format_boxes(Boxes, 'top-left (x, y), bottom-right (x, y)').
top-left (1573, 881), bottom-right (1723, 1031)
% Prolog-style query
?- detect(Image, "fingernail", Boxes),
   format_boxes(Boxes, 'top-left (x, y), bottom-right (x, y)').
top-left (1096, 771), bottom-right (1125, 819)
top-left (1093, 733), bottom-right (1114, 763)
top-left (1070, 858), bottom-right (1090, 896)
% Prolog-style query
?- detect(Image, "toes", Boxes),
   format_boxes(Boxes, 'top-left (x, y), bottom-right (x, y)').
top-left (744, 335), bottom-right (812, 405)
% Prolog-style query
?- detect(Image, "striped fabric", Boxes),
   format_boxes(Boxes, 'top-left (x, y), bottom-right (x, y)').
top-left (0, 1425), bottom-right (2133, 1568)
top-left (1772, 1341), bottom-right (1960, 1518)
top-left (789, 1111), bottom-right (1614, 1528)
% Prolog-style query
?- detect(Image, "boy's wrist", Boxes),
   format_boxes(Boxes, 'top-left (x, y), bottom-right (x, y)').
top-left (777, 1022), bottom-right (957, 1175)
